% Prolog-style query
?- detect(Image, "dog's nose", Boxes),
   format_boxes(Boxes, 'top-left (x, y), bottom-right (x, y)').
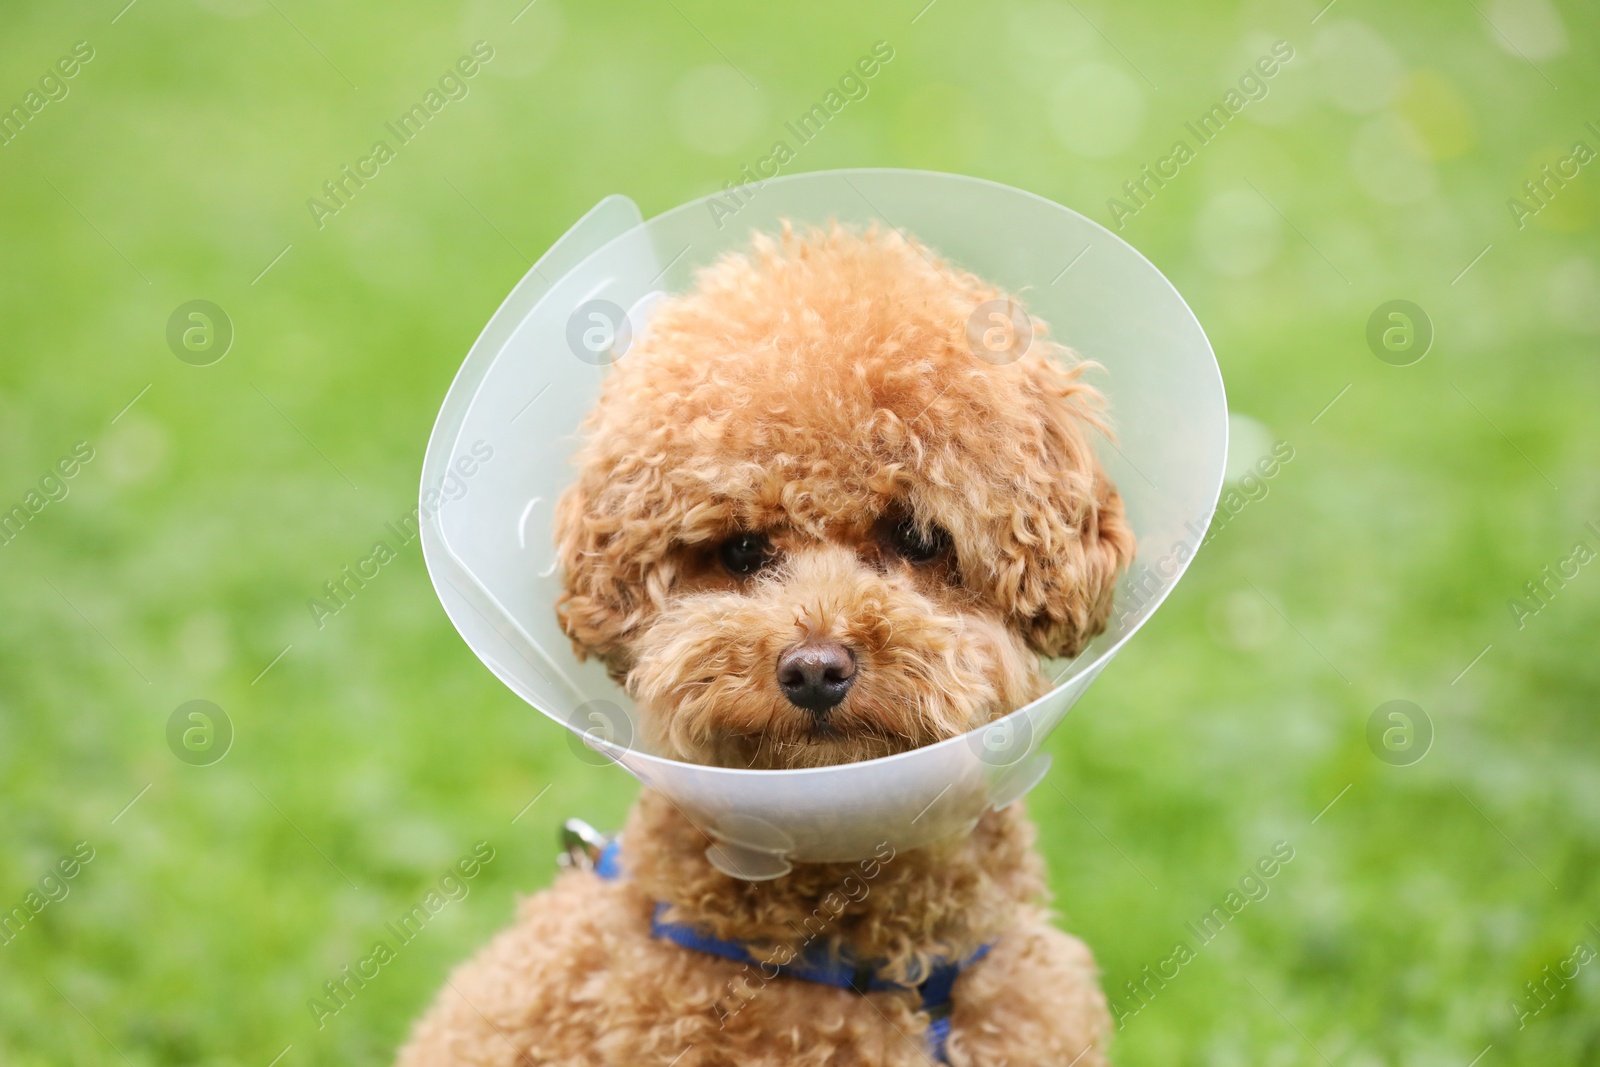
top-left (776, 641), bottom-right (856, 715)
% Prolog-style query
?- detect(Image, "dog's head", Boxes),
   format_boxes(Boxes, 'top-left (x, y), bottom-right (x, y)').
top-left (555, 225), bottom-right (1134, 769)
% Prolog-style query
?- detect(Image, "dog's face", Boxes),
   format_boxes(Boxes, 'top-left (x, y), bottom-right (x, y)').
top-left (555, 227), bottom-right (1134, 770)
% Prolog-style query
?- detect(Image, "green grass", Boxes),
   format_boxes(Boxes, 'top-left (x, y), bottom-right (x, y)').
top-left (2, 0), bottom-right (1598, 1063)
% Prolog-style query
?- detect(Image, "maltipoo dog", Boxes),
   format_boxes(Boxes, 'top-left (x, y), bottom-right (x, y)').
top-left (399, 225), bottom-right (1135, 1066)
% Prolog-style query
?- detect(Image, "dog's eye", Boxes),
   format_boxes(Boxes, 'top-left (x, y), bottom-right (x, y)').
top-left (718, 533), bottom-right (772, 577)
top-left (890, 518), bottom-right (950, 564)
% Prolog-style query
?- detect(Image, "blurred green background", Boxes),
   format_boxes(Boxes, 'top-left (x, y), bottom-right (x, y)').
top-left (2, 0), bottom-right (1597, 1063)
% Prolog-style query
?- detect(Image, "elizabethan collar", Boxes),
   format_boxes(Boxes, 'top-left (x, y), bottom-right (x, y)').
top-left (420, 169), bottom-right (1226, 876)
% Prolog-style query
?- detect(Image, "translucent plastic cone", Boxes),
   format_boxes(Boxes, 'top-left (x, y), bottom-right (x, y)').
top-left (420, 169), bottom-right (1227, 876)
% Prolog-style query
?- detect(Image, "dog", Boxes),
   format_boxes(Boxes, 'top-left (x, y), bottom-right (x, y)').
top-left (398, 224), bottom-right (1136, 1065)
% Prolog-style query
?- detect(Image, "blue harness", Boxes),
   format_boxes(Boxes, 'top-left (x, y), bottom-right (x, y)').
top-left (594, 840), bottom-right (986, 1062)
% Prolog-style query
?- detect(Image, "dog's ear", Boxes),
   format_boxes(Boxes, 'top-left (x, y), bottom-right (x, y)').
top-left (553, 455), bottom-right (665, 678)
top-left (995, 356), bottom-right (1137, 660)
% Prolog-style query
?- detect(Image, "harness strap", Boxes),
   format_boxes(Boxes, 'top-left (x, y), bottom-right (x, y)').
top-left (593, 839), bottom-right (985, 1063)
